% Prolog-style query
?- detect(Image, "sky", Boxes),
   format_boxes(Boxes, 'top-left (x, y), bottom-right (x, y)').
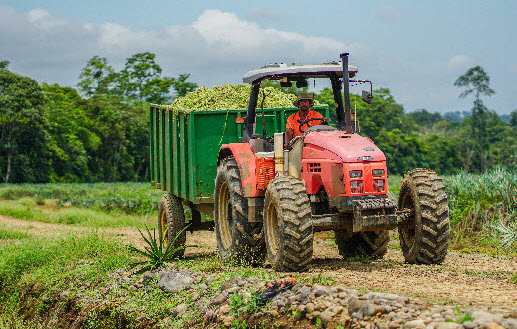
top-left (1, 1), bottom-right (516, 114)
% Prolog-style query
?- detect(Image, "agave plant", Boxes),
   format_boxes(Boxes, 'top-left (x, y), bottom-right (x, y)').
top-left (491, 218), bottom-right (517, 248)
top-left (128, 224), bottom-right (190, 274)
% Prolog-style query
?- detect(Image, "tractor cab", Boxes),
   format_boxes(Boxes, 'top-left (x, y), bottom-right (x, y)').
top-left (241, 53), bottom-right (372, 143)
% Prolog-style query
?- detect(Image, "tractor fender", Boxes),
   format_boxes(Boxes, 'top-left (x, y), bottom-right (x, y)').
top-left (218, 143), bottom-right (258, 198)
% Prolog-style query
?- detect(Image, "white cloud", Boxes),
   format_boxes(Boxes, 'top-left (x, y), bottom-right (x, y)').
top-left (27, 8), bottom-right (67, 29)
top-left (447, 55), bottom-right (474, 70)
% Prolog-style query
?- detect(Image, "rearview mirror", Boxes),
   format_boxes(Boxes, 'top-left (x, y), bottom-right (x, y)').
top-left (280, 81), bottom-right (292, 87)
top-left (362, 90), bottom-right (373, 104)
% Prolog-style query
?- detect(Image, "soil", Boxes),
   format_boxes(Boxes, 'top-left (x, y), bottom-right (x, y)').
top-left (1, 214), bottom-right (516, 311)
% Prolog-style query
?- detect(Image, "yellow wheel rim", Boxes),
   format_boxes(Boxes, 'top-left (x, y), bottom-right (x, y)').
top-left (218, 181), bottom-right (232, 249)
top-left (266, 202), bottom-right (279, 257)
top-left (160, 210), bottom-right (168, 247)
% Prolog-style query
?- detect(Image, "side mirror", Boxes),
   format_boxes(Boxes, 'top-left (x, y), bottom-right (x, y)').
top-left (362, 90), bottom-right (373, 104)
top-left (280, 81), bottom-right (292, 87)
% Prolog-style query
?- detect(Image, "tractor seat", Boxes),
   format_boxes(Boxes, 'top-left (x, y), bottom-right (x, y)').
top-left (305, 125), bottom-right (337, 133)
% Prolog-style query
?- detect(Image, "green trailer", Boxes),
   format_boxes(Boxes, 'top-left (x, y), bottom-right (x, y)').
top-left (149, 104), bottom-right (329, 254)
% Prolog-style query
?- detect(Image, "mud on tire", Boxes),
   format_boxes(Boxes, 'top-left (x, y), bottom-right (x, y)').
top-left (263, 176), bottom-right (313, 272)
top-left (158, 194), bottom-right (186, 259)
top-left (334, 230), bottom-right (389, 260)
top-left (398, 168), bottom-right (450, 264)
top-left (214, 157), bottom-right (266, 265)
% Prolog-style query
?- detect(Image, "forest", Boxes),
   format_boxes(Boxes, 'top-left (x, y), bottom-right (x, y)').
top-left (1, 53), bottom-right (516, 184)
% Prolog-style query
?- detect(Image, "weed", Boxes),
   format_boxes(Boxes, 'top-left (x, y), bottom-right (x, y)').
top-left (231, 318), bottom-right (247, 329)
top-left (491, 218), bottom-right (517, 247)
top-left (510, 273), bottom-right (517, 284)
top-left (128, 224), bottom-right (190, 274)
top-left (230, 293), bottom-right (246, 313)
top-left (445, 306), bottom-right (473, 324)
top-left (310, 273), bottom-right (336, 285)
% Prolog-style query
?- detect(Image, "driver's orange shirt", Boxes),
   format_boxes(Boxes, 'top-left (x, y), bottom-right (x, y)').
top-left (286, 110), bottom-right (324, 137)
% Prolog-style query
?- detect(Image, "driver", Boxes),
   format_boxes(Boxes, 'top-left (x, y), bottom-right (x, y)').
top-left (285, 93), bottom-right (327, 146)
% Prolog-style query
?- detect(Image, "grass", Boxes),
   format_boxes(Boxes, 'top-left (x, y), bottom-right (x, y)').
top-left (0, 198), bottom-right (152, 229)
top-left (0, 182), bottom-right (163, 214)
top-left (443, 168), bottom-right (517, 252)
top-left (0, 226), bottom-right (29, 240)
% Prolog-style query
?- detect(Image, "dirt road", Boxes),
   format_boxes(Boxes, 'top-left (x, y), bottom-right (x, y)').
top-left (2, 215), bottom-right (516, 310)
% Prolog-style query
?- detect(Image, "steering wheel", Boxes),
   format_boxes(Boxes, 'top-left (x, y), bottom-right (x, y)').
top-left (299, 117), bottom-right (328, 133)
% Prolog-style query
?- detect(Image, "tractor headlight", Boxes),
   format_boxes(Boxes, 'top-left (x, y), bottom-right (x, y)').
top-left (349, 170), bottom-right (362, 178)
top-left (372, 169), bottom-right (385, 177)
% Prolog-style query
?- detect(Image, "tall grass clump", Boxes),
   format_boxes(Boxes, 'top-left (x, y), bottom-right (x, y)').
top-left (0, 232), bottom-right (133, 293)
top-left (0, 182), bottom-right (163, 214)
top-left (444, 168), bottom-right (517, 250)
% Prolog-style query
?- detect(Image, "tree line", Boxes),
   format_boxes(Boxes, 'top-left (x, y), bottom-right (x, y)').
top-left (1, 53), bottom-right (516, 183)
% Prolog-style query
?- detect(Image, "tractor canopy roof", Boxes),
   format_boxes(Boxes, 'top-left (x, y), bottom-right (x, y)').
top-left (242, 62), bottom-right (358, 84)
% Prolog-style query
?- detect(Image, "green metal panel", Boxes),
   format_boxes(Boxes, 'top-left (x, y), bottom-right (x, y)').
top-left (179, 114), bottom-right (188, 199)
top-left (149, 105), bottom-right (329, 203)
top-left (166, 111), bottom-right (172, 192)
top-left (154, 108), bottom-right (161, 188)
top-left (149, 106), bottom-right (155, 185)
top-left (161, 111), bottom-right (167, 190)
top-left (172, 114), bottom-right (179, 196)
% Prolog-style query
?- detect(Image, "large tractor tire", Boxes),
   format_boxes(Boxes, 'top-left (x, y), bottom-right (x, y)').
top-left (334, 230), bottom-right (389, 260)
top-left (263, 176), bottom-right (313, 272)
top-left (398, 168), bottom-right (450, 264)
top-left (158, 194), bottom-right (186, 259)
top-left (214, 157), bottom-right (266, 265)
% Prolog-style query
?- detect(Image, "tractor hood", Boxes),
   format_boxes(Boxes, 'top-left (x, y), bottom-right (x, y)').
top-left (304, 131), bottom-right (386, 163)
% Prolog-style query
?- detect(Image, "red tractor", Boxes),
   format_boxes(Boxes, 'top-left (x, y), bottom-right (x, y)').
top-left (213, 53), bottom-right (449, 272)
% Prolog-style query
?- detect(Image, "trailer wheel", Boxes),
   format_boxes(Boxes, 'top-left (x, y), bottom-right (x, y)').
top-left (158, 194), bottom-right (186, 259)
top-left (334, 230), bottom-right (389, 260)
top-left (398, 169), bottom-right (449, 264)
top-left (263, 176), bottom-right (313, 272)
top-left (214, 157), bottom-right (266, 265)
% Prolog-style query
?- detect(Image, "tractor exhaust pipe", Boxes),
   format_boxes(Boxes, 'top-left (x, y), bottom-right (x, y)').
top-left (340, 53), bottom-right (353, 134)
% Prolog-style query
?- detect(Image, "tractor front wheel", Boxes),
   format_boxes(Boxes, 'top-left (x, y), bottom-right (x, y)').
top-left (158, 194), bottom-right (186, 259)
top-left (398, 169), bottom-right (450, 264)
top-left (263, 176), bottom-right (313, 272)
top-left (214, 157), bottom-right (266, 265)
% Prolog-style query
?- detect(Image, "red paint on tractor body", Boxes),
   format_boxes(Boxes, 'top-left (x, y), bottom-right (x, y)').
top-left (218, 143), bottom-right (260, 198)
top-left (301, 131), bottom-right (388, 197)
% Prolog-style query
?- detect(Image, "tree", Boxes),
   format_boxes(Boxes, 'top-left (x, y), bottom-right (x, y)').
top-left (119, 52), bottom-right (175, 103)
top-left (0, 60), bottom-right (9, 69)
top-left (77, 56), bottom-right (118, 97)
top-left (172, 74), bottom-right (198, 98)
top-left (454, 66), bottom-right (495, 172)
top-left (0, 69), bottom-right (47, 183)
top-left (408, 109), bottom-right (442, 130)
top-left (510, 110), bottom-right (517, 128)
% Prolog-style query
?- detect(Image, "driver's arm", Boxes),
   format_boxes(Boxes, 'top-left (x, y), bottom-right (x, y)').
top-left (284, 129), bottom-right (294, 148)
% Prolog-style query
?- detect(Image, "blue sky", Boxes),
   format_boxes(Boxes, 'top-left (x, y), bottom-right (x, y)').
top-left (1, 1), bottom-right (516, 114)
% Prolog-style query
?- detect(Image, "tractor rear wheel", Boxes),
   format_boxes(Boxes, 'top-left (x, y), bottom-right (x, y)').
top-left (398, 169), bottom-right (449, 264)
top-left (158, 194), bottom-right (186, 259)
top-left (334, 230), bottom-right (389, 260)
top-left (263, 176), bottom-right (313, 272)
top-left (214, 157), bottom-right (266, 265)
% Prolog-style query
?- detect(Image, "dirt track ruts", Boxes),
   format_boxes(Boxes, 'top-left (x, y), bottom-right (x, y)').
top-left (1, 215), bottom-right (515, 310)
